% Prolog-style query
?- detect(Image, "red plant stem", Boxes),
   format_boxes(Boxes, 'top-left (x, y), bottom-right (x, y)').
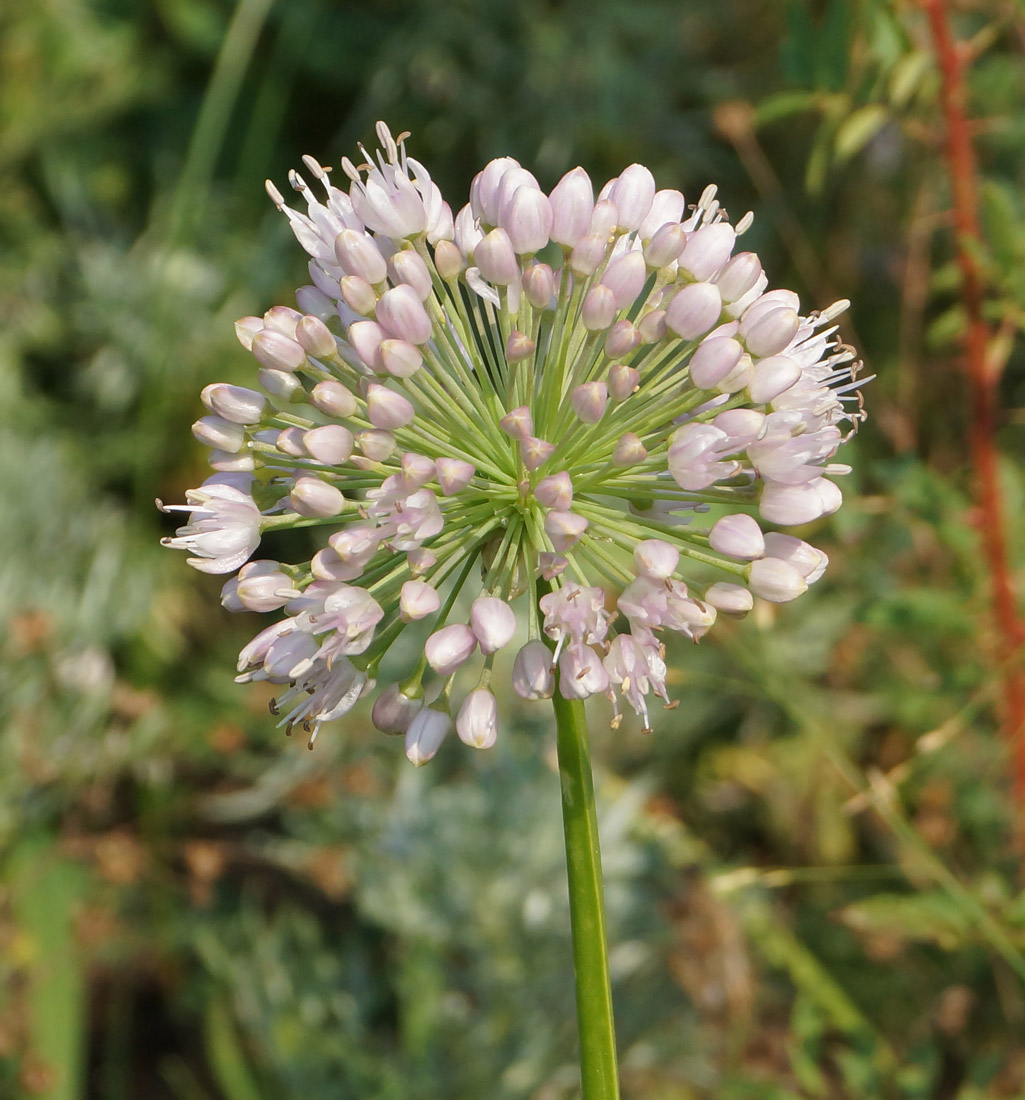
top-left (921, 0), bottom-right (1025, 812)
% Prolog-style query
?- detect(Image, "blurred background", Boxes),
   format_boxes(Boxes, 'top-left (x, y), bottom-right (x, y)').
top-left (2, 0), bottom-right (1024, 1096)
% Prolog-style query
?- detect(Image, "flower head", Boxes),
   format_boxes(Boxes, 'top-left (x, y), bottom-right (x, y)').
top-left (161, 122), bottom-right (865, 753)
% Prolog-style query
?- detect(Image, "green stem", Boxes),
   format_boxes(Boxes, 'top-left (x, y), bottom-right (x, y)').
top-left (547, 654), bottom-right (620, 1098)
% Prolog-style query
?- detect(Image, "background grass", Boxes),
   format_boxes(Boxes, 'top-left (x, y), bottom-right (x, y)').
top-left (1, 0), bottom-right (1024, 1096)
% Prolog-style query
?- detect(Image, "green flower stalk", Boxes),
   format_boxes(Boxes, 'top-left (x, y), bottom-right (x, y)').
top-left (160, 121), bottom-right (865, 1096)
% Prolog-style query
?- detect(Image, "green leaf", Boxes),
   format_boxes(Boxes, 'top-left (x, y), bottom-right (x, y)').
top-left (204, 996), bottom-right (267, 1100)
top-left (834, 104), bottom-right (890, 163)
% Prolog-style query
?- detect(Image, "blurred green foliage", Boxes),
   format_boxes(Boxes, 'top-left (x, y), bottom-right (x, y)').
top-left (1, 0), bottom-right (1024, 1097)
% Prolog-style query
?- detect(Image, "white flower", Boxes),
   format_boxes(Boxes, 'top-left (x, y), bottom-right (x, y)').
top-left (163, 123), bottom-right (866, 755)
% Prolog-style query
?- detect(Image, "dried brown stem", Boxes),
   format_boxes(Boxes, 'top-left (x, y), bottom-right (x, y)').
top-left (921, 0), bottom-right (1025, 820)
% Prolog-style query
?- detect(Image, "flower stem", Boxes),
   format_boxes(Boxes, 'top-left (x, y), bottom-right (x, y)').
top-left (550, 687), bottom-right (621, 1099)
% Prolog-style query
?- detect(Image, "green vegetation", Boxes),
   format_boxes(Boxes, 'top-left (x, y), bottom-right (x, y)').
top-left (1, 0), bottom-right (1023, 1096)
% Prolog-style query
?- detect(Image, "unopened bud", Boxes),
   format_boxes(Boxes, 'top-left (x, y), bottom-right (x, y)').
top-left (303, 424), bottom-right (354, 465)
top-left (544, 509), bottom-right (588, 551)
top-left (512, 640), bottom-right (555, 700)
top-left (311, 380), bottom-right (357, 418)
top-left (289, 476), bottom-right (345, 518)
top-left (425, 623), bottom-right (477, 676)
top-left (747, 557), bottom-right (808, 603)
top-left (709, 514), bottom-right (765, 560)
top-left (582, 285), bottom-right (617, 331)
top-left (456, 688), bottom-right (499, 749)
top-left (613, 432), bottom-right (648, 465)
top-left (534, 471), bottom-right (574, 510)
top-left (571, 381), bottom-right (608, 423)
top-left (366, 384), bottom-right (415, 430)
top-left (608, 363), bottom-right (639, 401)
top-left (400, 579), bottom-right (441, 622)
top-left (665, 282), bottom-right (723, 341)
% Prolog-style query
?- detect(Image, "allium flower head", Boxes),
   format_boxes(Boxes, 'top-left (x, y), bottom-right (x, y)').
top-left (161, 123), bottom-right (865, 756)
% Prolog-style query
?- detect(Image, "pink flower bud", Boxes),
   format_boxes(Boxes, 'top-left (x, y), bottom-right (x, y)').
top-left (470, 596), bottom-right (517, 654)
top-left (570, 381), bottom-right (608, 423)
top-left (512, 640), bottom-right (555, 700)
top-left (311, 380), bottom-right (357, 418)
top-left (456, 688), bottom-right (499, 749)
top-left (303, 424), bottom-right (354, 465)
top-left (709, 514), bottom-right (765, 559)
top-left (340, 275), bottom-right (378, 316)
top-left (208, 449), bottom-right (255, 472)
top-left (388, 249), bottom-right (433, 300)
top-left (471, 157), bottom-right (521, 224)
top-left (747, 557), bottom-right (808, 603)
top-left (499, 405), bottom-right (533, 439)
top-left (539, 552), bottom-right (568, 579)
top-left (608, 364), bottom-right (640, 401)
top-left (759, 478), bottom-right (841, 525)
top-left (634, 539), bottom-right (679, 579)
top-left (582, 285), bottom-right (617, 331)
top-left (609, 164), bottom-right (655, 230)
top-left (505, 330), bottom-right (536, 362)
top-left (202, 383), bottom-right (266, 425)
top-left (401, 452), bottom-right (436, 488)
top-left (424, 623), bottom-right (477, 675)
top-left (613, 432), bottom-right (647, 465)
top-left (258, 368), bottom-right (302, 400)
top-left (569, 233), bottom-right (608, 276)
top-left (380, 339), bottom-right (423, 378)
top-left (521, 436), bottom-right (555, 471)
top-left (475, 227), bottom-right (520, 285)
top-left (193, 415), bottom-right (246, 452)
top-left (715, 252), bottom-right (763, 303)
top-left (433, 239), bottom-right (464, 279)
top-left (358, 429), bottom-right (397, 462)
top-left (549, 167), bottom-right (594, 247)
top-left (289, 476), bottom-right (345, 517)
top-left (559, 643), bottom-right (610, 699)
top-left (235, 573), bottom-right (294, 614)
top-left (263, 305), bottom-right (302, 336)
top-left (373, 682), bottom-right (423, 734)
top-left (405, 706), bottom-right (450, 766)
top-left (436, 457), bottom-right (475, 495)
top-left (763, 533), bottom-right (829, 584)
top-left (604, 320), bottom-right (642, 358)
top-left (251, 330), bottom-right (307, 372)
top-left (501, 186), bottom-right (553, 253)
top-left (545, 510), bottom-right (588, 551)
top-left (665, 282), bottom-right (723, 340)
top-left (295, 284), bottom-right (334, 319)
top-left (275, 427), bottom-right (306, 457)
top-left (523, 263), bottom-right (554, 309)
top-left (235, 316), bottom-right (262, 351)
top-left (296, 315), bottom-right (337, 358)
top-left (589, 199), bottom-right (619, 240)
top-left (347, 320), bottom-right (385, 371)
top-left (678, 223), bottom-right (736, 280)
top-left (637, 309), bottom-right (667, 343)
top-left (406, 547), bottom-right (437, 576)
top-left (716, 352), bottom-right (754, 395)
top-left (704, 582), bottom-right (754, 614)
top-left (534, 471), bottom-right (574, 510)
top-left (366, 383), bottom-right (415, 429)
top-left (741, 306), bottom-right (800, 357)
top-left (638, 188), bottom-right (686, 238)
top-left (601, 251), bottom-right (647, 308)
top-left (689, 337), bottom-right (744, 389)
top-left (400, 579), bottom-right (441, 621)
top-left (376, 284), bottom-right (432, 345)
top-left (334, 229), bottom-right (388, 284)
top-left (748, 354), bottom-right (801, 403)
top-left (644, 223), bottom-right (686, 268)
